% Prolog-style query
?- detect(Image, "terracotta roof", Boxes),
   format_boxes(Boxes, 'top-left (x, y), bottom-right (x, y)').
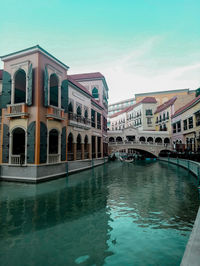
top-left (154, 96), bottom-right (177, 114)
top-left (0, 69), bottom-right (3, 80)
top-left (69, 72), bottom-right (104, 80)
top-left (109, 97), bottom-right (157, 118)
top-left (172, 95), bottom-right (200, 118)
top-left (67, 76), bottom-right (104, 110)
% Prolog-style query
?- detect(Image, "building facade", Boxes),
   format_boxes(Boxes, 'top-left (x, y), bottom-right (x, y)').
top-left (0, 46), bottom-right (108, 182)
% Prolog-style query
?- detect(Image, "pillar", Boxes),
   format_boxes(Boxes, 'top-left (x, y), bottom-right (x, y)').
top-left (88, 143), bottom-right (92, 159)
top-left (73, 143), bottom-right (77, 161)
top-left (95, 136), bottom-right (98, 158)
top-left (81, 143), bottom-right (84, 160)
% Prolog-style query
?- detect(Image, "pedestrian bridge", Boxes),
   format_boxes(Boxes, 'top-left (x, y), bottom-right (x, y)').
top-left (108, 141), bottom-right (173, 157)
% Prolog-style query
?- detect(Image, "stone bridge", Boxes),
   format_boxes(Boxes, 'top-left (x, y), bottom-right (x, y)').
top-left (108, 141), bottom-right (173, 157)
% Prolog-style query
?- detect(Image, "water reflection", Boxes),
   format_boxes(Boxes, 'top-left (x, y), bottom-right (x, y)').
top-left (0, 161), bottom-right (199, 266)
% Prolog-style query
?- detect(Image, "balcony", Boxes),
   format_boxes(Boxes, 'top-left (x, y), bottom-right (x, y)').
top-left (68, 112), bottom-right (91, 130)
top-left (46, 106), bottom-right (64, 120)
top-left (6, 103), bottom-right (29, 118)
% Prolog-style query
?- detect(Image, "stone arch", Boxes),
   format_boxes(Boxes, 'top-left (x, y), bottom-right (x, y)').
top-left (139, 136), bottom-right (146, 142)
top-left (116, 136), bottom-right (122, 142)
top-left (164, 137), bottom-right (170, 144)
top-left (147, 137), bottom-right (153, 143)
top-left (155, 137), bottom-right (162, 144)
top-left (109, 137), bottom-right (115, 142)
top-left (11, 127), bottom-right (26, 164)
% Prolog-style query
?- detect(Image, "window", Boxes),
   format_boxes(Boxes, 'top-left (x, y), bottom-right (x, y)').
top-left (173, 123), bottom-right (176, 133)
top-left (91, 109), bottom-right (96, 128)
top-left (183, 119), bottom-right (187, 130)
top-left (97, 113), bottom-right (101, 129)
top-left (177, 121), bottom-right (181, 132)
top-left (163, 113), bottom-right (166, 121)
top-left (189, 117), bottom-right (193, 129)
top-left (147, 117), bottom-right (152, 125)
top-left (146, 109), bottom-right (152, 116)
top-left (92, 87), bottom-right (99, 99)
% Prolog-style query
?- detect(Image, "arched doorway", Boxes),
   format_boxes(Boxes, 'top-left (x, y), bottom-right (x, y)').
top-left (12, 127), bottom-right (26, 164)
top-left (14, 69), bottom-right (26, 104)
top-left (50, 74), bottom-right (58, 107)
top-left (77, 134), bottom-right (82, 160)
top-left (48, 129), bottom-right (60, 163)
top-left (84, 135), bottom-right (89, 159)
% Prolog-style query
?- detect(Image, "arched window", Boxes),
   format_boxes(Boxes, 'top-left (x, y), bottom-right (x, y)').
top-left (49, 129), bottom-right (59, 154)
top-left (84, 109), bottom-right (88, 118)
top-left (14, 69), bottom-right (26, 104)
top-left (50, 74), bottom-right (58, 107)
top-left (68, 102), bottom-right (73, 113)
top-left (164, 138), bottom-right (170, 144)
top-left (109, 137), bottom-right (115, 142)
top-left (77, 106), bottom-right (82, 116)
top-left (92, 87), bottom-right (99, 98)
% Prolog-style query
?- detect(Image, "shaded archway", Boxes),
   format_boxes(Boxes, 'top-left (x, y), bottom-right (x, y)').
top-left (147, 137), bottom-right (153, 143)
top-left (139, 136), bottom-right (146, 142)
top-left (116, 136), bottom-right (122, 142)
top-left (14, 69), bottom-right (26, 104)
top-left (84, 135), bottom-right (89, 159)
top-left (155, 137), bottom-right (162, 144)
top-left (50, 74), bottom-right (58, 107)
top-left (68, 133), bottom-right (74, 161)
top-left (12, 127), bottom-right (26, 164)
top-left (109, 137), bottom-right (115, 142)
top-left (48, 129), bottom-right (60, 163)
top-left (164, 138), bottom-right (170, 144)
top-left (77, 134), bottom-right (82, 160)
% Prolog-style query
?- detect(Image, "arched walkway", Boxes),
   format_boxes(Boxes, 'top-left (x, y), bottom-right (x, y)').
top-left (77, 134), bottom-right (82, 160)
top-left (68, 133), bottom-right (74, 161)
top-left (139, 136), bottom-right (146, 142)
top-left (116, 136), bottom-right (122, 142)
top-left (155, 137), bottom-right (162, 144)
top-left (109, 137), bottom-right (115, 142)
top-left (147, 137), bottom-right (153, 143)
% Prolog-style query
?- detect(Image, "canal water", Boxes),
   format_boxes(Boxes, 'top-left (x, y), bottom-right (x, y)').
top-left (0, 161), bottom-right (199, 266)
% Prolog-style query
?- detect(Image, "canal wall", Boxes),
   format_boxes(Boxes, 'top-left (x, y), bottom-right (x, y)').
top-left (0, 157), bottom-right (108, 183)
top-left (159, 157), bottom-right (200, 266)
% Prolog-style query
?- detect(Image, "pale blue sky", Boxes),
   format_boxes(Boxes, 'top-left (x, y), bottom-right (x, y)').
top-left (1, 0), bottom-right (200, 103)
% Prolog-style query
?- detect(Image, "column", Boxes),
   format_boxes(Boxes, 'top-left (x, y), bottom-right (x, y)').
top-left (25, 131), bottom-right (28, 165)
top-left (81, 143), bottom-right (84, 160)
top-left (8, 131), bottom-right (12, 164)
top-left (58, 81), bottom-right (61, 108)
top-left (11, 80), bottom-right (15, 104)
top-left (88, 143), bottom-right (92, 159)
top-left (73, 143), bottom-right (77, 161)
top-left (95, 136), bottom-right (98, 158)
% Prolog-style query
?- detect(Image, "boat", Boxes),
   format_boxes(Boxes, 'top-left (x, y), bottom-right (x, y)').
top-left (119, 156), bottom-right (135, 163)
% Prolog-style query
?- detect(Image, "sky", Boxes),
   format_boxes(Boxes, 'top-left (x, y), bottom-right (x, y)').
top-left (0, 0), bottom-right (200, 104)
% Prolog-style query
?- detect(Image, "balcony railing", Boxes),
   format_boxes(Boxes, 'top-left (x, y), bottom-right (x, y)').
top-left (7, 103), bottom-right (28, 118)
top-left (47, 106), bottom-right (64, 120)
top-left (68, 113), bottom-right (91, 128)
top-left (76, 151), bottom-right (82, 160)
top-left (48, 154), bottom-right (60, 164)
top-left (10, 155), bottom-right (21, 165)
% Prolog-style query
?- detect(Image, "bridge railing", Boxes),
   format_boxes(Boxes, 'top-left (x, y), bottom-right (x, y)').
top-left (109, 140), bottom-right (168, 147)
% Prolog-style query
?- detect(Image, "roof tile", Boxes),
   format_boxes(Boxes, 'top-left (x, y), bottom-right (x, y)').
top-left (69, 72), bottom-right (104, 80)
top-left (154, 96), bottom-right (177, 114)
top-left (172, 95), bottom-right (200, 118)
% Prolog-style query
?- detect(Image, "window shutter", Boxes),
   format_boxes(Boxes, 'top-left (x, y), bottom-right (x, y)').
top-left (2, 71), bottom-right (11, 108)
top-left (61, 126), bottom-right (66, 161)
top-left (27, 64), bottom-right (33, 106)
top-left (40, 122), bottom-right (47, 163)
top-left (2, 124), bottom-right (9, 163)
top-left (61, 79), bottom-right (68, 113)
top-left (27, 121), bottom-right (35, 163)
top-left (44, 66), bottom-right (48, 107)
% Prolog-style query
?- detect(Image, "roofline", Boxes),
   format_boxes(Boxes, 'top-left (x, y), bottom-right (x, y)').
top-left (0, 45), bottom-right (70, 70)
top-left (172, 97), bottom-right (200, 118)
top-left (74, 76), bottom-right (109, 91)
top-left (135, 89), bottom-right (190, 97)
top-left (68, 80), bottom-right (91, 98)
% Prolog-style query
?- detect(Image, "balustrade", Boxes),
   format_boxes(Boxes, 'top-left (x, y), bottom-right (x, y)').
top-left (48, 154), bottom-right (60, 163)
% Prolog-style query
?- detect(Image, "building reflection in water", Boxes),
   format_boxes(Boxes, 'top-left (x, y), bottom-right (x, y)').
top-left (0, 161), bottom-right (199, 266)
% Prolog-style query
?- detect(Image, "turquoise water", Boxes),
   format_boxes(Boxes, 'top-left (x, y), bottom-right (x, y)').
top-left (0, 161), bottom-right (199, 266)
